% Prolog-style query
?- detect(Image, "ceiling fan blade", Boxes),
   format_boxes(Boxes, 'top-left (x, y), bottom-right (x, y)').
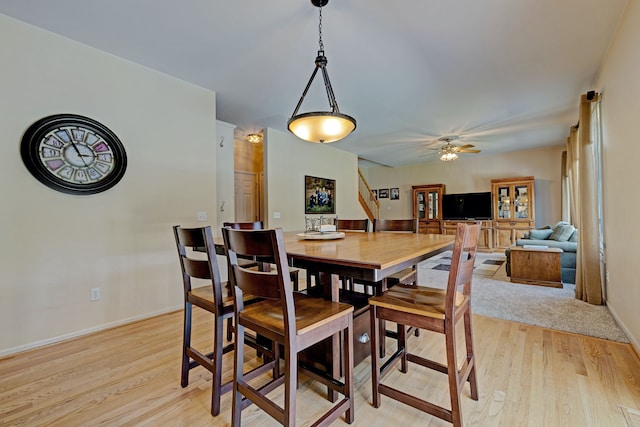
top-left (458, 144), bottom-right (475, 149)
top-left (459, 148), bottom-right (481, 153)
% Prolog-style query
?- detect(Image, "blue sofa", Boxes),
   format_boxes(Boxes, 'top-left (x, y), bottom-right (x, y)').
top-left (505, 222), bottom-right (578, 284)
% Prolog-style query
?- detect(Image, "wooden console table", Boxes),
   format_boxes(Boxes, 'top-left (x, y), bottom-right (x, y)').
top-left (510, 246), bottom-right (563, 287)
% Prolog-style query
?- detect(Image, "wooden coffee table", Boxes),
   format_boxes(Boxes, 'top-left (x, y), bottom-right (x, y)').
top-left (510, 246), bottom-right (563, 287)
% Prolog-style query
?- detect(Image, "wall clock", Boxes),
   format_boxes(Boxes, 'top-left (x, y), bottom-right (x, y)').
top-left (21, 114), bottom-right (127, 195)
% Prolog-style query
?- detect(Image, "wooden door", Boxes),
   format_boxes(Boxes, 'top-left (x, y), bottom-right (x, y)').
top-left (234, 171), bottom-right (257, 222)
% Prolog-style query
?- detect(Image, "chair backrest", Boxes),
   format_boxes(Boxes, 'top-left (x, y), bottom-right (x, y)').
top-left (446, 222), bottom-right (481, 316)
top-left (222, 228), bottom-right (296, 334)
top-left (336, 219), bottom-right (369, 232)
top-left (223, 221), bottom-right (264, 230)
top-left (373, 219), bottom-right (417, 233)
top-left (173, 225), bottom-right (224, 309)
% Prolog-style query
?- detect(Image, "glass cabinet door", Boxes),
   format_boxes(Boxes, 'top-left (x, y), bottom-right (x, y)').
top-left (416, 191), bottom-right (426, 219)
top-left (497, 186), bottom-right (511, 219)
top-left (428, 191), bottom-right (438, 219)
top-left (514, 185), bottom-right (529, 219)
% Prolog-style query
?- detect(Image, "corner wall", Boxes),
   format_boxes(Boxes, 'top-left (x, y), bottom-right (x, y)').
top-left (595, 1), bottom-right (640, 351)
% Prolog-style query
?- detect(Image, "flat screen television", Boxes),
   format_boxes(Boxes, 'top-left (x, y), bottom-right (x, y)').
top-left (442, 192), bottom-right (492, 220)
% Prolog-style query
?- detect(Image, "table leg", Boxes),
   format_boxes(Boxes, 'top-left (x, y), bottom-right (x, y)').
top-left (318, 271), bottom-right (340, 402)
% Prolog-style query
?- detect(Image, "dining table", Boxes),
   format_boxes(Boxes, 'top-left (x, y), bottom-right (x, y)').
top-left (214, 229), bottom-right (455, 401)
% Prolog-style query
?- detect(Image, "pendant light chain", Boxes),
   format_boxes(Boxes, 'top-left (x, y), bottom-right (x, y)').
top-left (318, 6), bottom-right (324, 53)
top-left (287, 0), bottom-right (356, 143)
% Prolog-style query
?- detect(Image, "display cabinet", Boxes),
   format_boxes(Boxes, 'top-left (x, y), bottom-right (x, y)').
top-left (412, 184), bottom-right (445, 234)
top-left (491, 176), bottom-right (535, 249)
top-left (442, 220), bottom-right (493, 251)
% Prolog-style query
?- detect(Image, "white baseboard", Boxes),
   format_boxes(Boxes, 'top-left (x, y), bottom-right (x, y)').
top-left (0, 305), bottom-right (182, 358)
top-left (607, 302), bottom-right (640, 355)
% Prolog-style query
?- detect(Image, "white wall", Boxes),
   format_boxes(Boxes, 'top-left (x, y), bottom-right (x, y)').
top-left (215, 120), bottom-right (236, 230)
top-left (364, 146), bottom-right (564, 227)
top-left (595, 1), bottom-right (640, 352)
top-left (264, 128), bottom-right (365, 230)
top-left (0, 15), bottom-right (217, 355)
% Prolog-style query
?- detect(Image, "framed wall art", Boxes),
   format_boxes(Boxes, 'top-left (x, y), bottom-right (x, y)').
top-left (305, 175), bottom-right (336, 214)
top-left (390, 188), bottom-right (400, 200)
top-left (378, 188), bottom-right (389, 199)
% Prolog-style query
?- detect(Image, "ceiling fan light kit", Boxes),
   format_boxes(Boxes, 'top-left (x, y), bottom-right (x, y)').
top-left (287, 0), bottom-right (356, 144)
top-left (435, 135), bottom-right (481, 161)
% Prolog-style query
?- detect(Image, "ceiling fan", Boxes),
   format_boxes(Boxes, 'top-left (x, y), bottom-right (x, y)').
top-left (429, 135), bottom-right (481, 161)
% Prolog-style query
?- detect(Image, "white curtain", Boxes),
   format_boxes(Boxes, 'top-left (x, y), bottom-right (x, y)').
top-left (565, 92), bottom-right (603, 305)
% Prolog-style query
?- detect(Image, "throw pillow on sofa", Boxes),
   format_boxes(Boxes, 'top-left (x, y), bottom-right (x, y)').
top-left (569, 229), bottom-right (579, 242)
top-left (550, 224), bottom-right (576, 242)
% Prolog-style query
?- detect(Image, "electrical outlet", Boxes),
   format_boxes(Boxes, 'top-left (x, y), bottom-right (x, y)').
top-left (197, 211), bottom-right (207, 221)
top-left (91, 287), bottom-right (101, 301)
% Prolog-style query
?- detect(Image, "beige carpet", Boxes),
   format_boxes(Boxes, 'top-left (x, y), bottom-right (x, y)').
top-left (419, 251), bottom-right (629, 343)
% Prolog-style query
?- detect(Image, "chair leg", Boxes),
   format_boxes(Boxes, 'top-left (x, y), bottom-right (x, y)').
top-left (231, 322), bottom-right (245, 427)
top-left (379, 318), bottom-right (386, 358)
top-left (181, 303), bottom-right (192, 388)
top-left (370, 305), bottom-right (381, 408)
top-left (398, 323), bottom-right (408, 373)
top-left (344, 315), bottom-right (355, 423)
top-left (445, 321), bottom-right (463, 427)
top-left (226, 317), bottom-right (233, 342)
top-left (464, 310), bottom-right (479, 400)
top-left (273, 341), bottom-right (281, 379)
top-left (211, 316), bottom-right (224, 416)
top-left (284, 347), bottom-right (297, 427)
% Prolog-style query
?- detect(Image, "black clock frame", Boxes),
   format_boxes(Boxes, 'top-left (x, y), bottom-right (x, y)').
top-left (21, 114), bottom-right (127, 195)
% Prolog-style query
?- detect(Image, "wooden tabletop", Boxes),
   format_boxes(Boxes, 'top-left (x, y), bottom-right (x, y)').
top-left (282, 231), bottom-right (454, 281)
top-left (216, 230), bottom-right (454, 283)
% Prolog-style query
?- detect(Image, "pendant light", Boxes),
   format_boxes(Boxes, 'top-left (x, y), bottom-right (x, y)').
top-left (287, 0), bottom-right (356, 143)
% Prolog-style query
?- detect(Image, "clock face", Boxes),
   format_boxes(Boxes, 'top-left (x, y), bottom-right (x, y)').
top-left (21, 114), bottom-right (127, 195)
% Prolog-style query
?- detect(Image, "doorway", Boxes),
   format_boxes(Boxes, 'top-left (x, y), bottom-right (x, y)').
top-left (234, 132), bottom-right (264, 223)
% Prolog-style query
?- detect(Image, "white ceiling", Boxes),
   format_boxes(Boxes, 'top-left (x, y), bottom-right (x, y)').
top-left (0, 0), bottom-right (627, 167)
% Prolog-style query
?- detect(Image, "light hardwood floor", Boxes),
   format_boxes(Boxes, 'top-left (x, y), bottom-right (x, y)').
top-left (1, 308), bottom-right (639, 426)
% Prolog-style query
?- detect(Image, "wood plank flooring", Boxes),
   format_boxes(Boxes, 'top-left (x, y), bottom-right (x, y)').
top-left (1, 309), bottom-right (639, 426)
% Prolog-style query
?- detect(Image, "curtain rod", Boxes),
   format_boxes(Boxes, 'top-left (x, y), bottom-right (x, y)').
top-left (575, 90), bottom-right (598, 129)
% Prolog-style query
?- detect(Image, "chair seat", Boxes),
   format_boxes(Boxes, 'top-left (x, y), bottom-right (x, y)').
top-left (240, 293), bottom-right (353, 337)
top-left (369, 285), bottom-right (467, 320)
top-left (189, 284), bottom-right (259, 312)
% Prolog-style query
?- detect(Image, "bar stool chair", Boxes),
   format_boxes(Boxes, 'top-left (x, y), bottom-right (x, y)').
top-left (173, 225), bottom-right (272, 416)
top-left (369, 222), bottom-right (481, 427)
top-left (223, 221), bottom-right (300, 290)
top-left (223, 227), bottom-right (355, 427)
top-left (307, 218), bottom-right (370, 292)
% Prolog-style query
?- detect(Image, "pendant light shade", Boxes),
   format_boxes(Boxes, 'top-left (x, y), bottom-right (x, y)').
top-left (288, 111), bottom-right (356, 144)
top-left (288, 0), bottom-right (356, 143)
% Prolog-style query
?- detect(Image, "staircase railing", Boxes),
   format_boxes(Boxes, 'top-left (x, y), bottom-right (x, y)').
top-left (358, 168), bottom-right (380, 221)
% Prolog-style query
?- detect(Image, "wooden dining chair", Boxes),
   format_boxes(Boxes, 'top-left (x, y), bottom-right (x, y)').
top-left (307, 219), bottom-right (370, 291)
top-left (349, 219), bottom-right (418, 296)
top-left (368, 222), bottom-right (481, 427)
top-left (337, 218), bottom-right (370, 232)
top-left (173, 225), bottom-right (272, 416)
top-left (223, 227), bottom-right (355, 427)
top-left (223, 221), bottom-right (300, 291)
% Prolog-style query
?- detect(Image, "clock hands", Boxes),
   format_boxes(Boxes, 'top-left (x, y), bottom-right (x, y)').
top-left (68, 141), bottom-right (90, 167)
